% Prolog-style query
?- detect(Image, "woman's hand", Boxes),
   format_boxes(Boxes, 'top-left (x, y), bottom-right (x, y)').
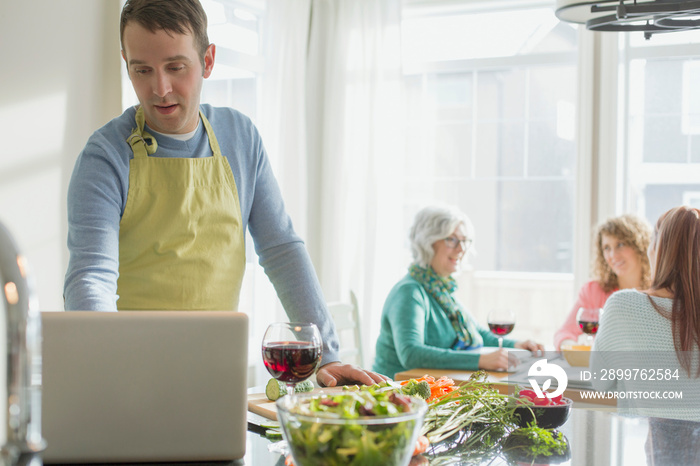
top-left (515, 339), bottom-right (546, 355)
top-left (477, 349), bottom-right (511, 371)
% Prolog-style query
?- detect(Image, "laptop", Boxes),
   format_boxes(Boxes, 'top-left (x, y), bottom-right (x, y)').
top-left (41, 311), bottom-right (248, 464)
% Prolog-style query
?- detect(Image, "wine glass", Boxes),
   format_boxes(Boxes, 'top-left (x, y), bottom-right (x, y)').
top-left (576, 307), bottom-right (601, 345)
top-left (261, 322), bottom-right (322, 398)
top-left (487, 309), bottom-right (516, 350)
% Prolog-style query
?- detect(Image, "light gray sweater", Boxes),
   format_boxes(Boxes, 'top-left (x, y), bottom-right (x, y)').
top-left (591, 289), bottom-right (700, 421)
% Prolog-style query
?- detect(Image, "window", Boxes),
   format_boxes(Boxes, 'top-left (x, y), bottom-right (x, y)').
top-left (200, 0), bottom-right (272, 388)
top-left (199, 0), bottom-right (264, 119)
top-left (400, 2), bottom-right (578, 341)
top-left (620, 30), bottom-right (700, 223)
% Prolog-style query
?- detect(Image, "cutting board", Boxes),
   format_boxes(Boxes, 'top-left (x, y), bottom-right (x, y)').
top-left (248, 386), bottom-right (346, 421)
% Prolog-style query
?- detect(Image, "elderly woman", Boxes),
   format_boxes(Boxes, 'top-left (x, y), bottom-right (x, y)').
top-left (372, 205), bottom-right (543, 379)
top-left (554, 214), bottom-right (651, 350)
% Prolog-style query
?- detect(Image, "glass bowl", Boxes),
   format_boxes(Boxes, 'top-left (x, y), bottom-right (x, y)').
top-left (513, 397), bottom-right (573, 429)
top-left (276, 392), bottom-right (428, 466)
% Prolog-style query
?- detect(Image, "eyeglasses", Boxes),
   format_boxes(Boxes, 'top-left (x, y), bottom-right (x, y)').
top-left (443, 236), bottom-right (472, 250)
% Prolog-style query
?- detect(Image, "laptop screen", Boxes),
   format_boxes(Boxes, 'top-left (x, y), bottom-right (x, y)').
top-left (41, 311), bottom-right (248, 463)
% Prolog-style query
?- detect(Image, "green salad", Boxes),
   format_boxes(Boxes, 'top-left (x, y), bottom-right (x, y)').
top-left (278, 389), bottom-right (426, 466)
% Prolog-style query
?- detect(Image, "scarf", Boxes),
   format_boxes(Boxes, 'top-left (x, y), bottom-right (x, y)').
top-left (409, 264), bottom-right (483, 350)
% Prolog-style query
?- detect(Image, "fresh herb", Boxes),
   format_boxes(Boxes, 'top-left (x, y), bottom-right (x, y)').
top-left (502, 424), bottom-right (568, 457)
top-left (426, 423), bottom-right (508, 466)
top-left (420, 371), bottom-right (517, 443)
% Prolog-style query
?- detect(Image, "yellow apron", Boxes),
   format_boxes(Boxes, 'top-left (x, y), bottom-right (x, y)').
top-left (116, 106), bottom-right (245, 310)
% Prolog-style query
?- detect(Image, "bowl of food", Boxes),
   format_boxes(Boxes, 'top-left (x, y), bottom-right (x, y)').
top-left (561, 344), bottom-right (592, 367)
top-left (513, 390), bottom-right (573, 429)
top-left (276, 389), bottom-right (428, 466)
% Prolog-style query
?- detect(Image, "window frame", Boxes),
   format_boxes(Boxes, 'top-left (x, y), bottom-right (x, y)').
top-left (400, 0), bottom-right (580, 343)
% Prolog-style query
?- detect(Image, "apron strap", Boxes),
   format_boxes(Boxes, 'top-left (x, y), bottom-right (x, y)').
top-left (200, 113), bottom-right (223, 158)
top-left (127, 106), bottom-right (157, 159)
top-left (127, 106), bottom-right (222, 158)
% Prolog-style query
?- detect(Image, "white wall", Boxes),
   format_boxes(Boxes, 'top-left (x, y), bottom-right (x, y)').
top-left (0, 1), bottom-right (122, 310)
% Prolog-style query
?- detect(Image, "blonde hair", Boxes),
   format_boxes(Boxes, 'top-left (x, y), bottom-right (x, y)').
top-left (592, 214), bottom-right (652, 293)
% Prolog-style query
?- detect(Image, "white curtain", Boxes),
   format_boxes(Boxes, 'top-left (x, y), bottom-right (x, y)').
top-left (263, 0), bottom-right (404, 368)
top-left (260, 0), bottom-right (312, 237)
top-left (254, 0), bottom-right (313, 386)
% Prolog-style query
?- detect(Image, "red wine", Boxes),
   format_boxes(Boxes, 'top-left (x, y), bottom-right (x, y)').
top-left (488, 322), bottom-right (515, 336)
top-left (262, 341), bottom-right (321, 383)
top-left (578, 320), bottom-right (599, 335)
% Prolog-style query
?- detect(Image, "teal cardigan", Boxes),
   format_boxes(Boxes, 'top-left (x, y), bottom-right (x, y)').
top-left (372, 274), bottom-right (515, 379)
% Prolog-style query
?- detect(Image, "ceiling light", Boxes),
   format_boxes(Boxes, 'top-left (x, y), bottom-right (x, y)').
top-left (555, 0), bottom-right (700, 39)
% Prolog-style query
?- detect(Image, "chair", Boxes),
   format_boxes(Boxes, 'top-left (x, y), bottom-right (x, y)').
top-left (327, 290), bottom-right (364, 367)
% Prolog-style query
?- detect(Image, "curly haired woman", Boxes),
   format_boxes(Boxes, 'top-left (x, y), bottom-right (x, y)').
top-left (554, 214), bottom-right (652, 350)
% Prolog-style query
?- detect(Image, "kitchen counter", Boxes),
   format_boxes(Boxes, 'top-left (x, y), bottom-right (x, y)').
top-left (21, 406), bottom-right (697, 465)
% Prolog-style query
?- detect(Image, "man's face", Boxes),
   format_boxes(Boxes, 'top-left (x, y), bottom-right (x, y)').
top-left (121, 22), bottom-right (214, 134)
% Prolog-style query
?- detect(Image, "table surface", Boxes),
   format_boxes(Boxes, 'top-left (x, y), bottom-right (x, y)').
top-left (31, 406), bottom-right (700, 466)
top-left (249, 408), bottom-right (700, 466)
top-left (32, 380), bottom-right (700, 466)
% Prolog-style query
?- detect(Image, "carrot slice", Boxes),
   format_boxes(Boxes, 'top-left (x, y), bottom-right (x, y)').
top-left (413, 434), bottom-right (430, 456)
top-left (400, 375), bottom-right (434, 386)
top-left (400, 375), bottom-right (457, 402)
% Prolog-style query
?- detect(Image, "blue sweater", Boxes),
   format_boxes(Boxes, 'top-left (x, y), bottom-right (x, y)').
top-left (64, 104), bottom-right (340, 365)
top-left (372, 274), bottom-right (515, 378)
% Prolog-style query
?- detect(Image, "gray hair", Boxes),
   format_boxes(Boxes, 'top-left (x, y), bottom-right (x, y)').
top-left (409, 204), bottom-right (475, 268)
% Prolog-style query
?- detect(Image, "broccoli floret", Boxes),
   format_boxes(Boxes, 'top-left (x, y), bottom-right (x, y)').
top-left (400, 380), bottom-right (431, 400)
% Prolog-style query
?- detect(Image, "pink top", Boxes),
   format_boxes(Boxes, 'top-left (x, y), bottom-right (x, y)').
top-left (554, 280), bottom-right (615, 350)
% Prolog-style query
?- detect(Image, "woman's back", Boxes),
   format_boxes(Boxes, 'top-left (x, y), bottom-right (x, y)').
top-left (591, 290), bottom-right (700, 421)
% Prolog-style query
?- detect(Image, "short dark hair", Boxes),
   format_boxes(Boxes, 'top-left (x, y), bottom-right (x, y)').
top-left (120, 0), bottom-right (210, 67)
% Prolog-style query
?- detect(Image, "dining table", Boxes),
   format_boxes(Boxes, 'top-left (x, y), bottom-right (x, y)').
top-left (46, 407), bottom-right (663, 466)
top-left (251, 410), bottom-right (700, 466)
top-left (24, 399), bottom-right (700, 466)
top-left (245, 397), bottom-right (700, 465)
top-left (26, 378), bottom-right (700, 466)
top-left (242, 373), bottom-right (700, 466)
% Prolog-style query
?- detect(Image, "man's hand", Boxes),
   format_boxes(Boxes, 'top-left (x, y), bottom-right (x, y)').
top-left (316, 362), bottom-right (390, 387)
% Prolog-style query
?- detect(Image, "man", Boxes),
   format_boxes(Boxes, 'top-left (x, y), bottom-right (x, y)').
top-left (64, 0), bottom-right (386, 387)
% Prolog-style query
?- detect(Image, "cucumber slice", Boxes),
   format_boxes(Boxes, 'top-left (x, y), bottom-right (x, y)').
top-left (265, 429), bottom-right (283, 439)
top-left (265, 378), bottom-right (315, 401)
top-left (265, 378), bottom-right (288, 401)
